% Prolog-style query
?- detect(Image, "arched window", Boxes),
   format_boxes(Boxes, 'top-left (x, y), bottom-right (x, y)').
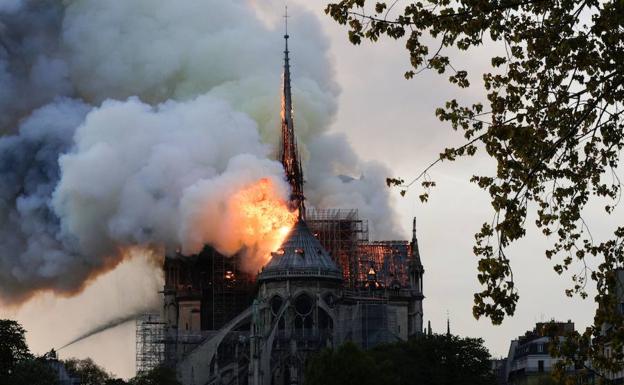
top-left (294, 293), bottom-right (313, 316)
top-left (270, 295), bottom-right (284, 316)
top-left (294, 316), bottom-right (303, 330)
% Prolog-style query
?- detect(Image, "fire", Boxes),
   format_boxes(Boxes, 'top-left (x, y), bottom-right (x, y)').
top-left (230, 178), bottom-right (297, 266)
top-left (181, 176), bottom-right (297, 273)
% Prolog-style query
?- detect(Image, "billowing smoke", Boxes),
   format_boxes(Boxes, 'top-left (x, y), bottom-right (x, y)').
top-left (306, 133), bottom-right (403, 239)
top-left (54, 95), bottom-right (294, 273)
top-left (0, 0), bottom-right (401, 305)
top-left (0, 99), bottom-right (91, 301)
top-left (0, 0), bottom-right (70, 132)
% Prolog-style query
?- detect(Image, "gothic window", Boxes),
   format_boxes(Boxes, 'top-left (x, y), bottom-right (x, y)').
top-left (270, 295), bottom-right (284, 316)
top-left (294, 293), bottom-right (313, 316)
top-left (294, 316), bottom-right (303, 330)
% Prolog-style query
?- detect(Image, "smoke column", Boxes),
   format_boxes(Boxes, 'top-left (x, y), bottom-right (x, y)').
top-left (0, 0), bottom-right (402, 306)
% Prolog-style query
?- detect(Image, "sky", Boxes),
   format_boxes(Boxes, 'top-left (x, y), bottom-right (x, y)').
top-left (0, 0), bottom-right (607, 379)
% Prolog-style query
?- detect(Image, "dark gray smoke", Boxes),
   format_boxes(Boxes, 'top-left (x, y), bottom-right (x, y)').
top-left (0, 0), bottom-right (402, 306)
top-left (0, 99), bottom-right (90, 302)
top-left (0, 0), bottom-right (71, 133)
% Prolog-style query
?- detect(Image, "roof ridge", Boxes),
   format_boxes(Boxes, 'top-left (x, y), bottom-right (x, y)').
top-left (258, 219), bottom-right (342, 282)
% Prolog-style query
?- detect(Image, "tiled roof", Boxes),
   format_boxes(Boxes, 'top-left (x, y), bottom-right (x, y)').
top-left (258, 219), bottom-right (342, 282)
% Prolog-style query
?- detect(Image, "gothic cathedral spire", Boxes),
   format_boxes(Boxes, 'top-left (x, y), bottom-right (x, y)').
top-left (408, 217), bottom-right (425, 336)
top-left (279, 6), bottom-right (306, 219)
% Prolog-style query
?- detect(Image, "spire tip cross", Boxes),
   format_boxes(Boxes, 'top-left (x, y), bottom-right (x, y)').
top-left (284, 5), bottom-right (289, 37)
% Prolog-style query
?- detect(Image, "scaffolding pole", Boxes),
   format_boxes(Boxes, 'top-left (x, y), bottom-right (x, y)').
top-left (136, 313), bottom-right (166, 374)
top-left (307, 208), bottom-right (369, 288)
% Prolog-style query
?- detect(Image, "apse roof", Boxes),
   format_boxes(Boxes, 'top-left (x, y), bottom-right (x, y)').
top-left (258, 219), bottom-right (342, 282)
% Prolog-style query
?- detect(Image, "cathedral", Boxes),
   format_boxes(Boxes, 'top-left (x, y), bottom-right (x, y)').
top-left (138, 24), bottom-right (425, 385)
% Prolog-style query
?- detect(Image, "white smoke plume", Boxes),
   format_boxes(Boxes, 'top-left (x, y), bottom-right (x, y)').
top-left (0, 0), bottom-right (401, 305)
top-left (307, 133), bottom-right (403, 239)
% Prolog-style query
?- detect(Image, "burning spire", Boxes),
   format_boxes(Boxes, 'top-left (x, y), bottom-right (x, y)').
top-left (279, 6), bottom-right (306, 219)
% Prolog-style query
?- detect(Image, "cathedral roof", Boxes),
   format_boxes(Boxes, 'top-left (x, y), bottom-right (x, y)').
top-left (258, 219), bottom-right (342, 282)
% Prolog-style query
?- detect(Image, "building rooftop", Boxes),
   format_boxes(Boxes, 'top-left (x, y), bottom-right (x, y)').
top-left (517, 320), bottom-right (575, 345)
top-left (258, 219), bottom-right (343, 282)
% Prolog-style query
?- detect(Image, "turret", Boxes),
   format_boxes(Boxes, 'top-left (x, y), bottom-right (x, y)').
top-left (409, 217), bottom-right (424, 293)
top-left (408, 217), bottom-right (425, 336)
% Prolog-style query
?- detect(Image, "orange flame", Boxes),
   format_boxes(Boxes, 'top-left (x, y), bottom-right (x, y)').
top-left (230, 178), bottom-right (297, 268)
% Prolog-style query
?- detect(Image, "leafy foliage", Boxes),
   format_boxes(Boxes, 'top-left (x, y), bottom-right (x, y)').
top-left (304, 342), bottom-right (383, 385)
top-left (0, 320), bottom-right (31, 377)
top-left (105, 380), bottom-right (130, 385)
top-left (305, 334), bottom-right (496, 385)
top-left (129, 367), bottom-right (182, 385)
top-left (8, 358), bottom-right (60, 385)
top-left (0, 319), bottom-right (179, 385)
top-left (326, 0), bottom-right (624, 373)
top-left (63, 357), bottom-right (112, 385)
top-left (0, 319), bottom-right (59, 385)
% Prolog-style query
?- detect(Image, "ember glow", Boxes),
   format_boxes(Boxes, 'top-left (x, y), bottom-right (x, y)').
top-left (231, 178), bottom-right (297, 267)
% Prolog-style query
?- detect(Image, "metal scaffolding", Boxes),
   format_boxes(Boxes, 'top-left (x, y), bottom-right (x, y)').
top-left (307, 209), bottom-right (410, 288)
top-left (136, 313), bottom-right (166, 374)
top-left (307, 208), bottom-right (369, 287)
top-left (206, 250), bottom-right (255, 330)
top-left (163, 248), bottom-right (255, 331)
